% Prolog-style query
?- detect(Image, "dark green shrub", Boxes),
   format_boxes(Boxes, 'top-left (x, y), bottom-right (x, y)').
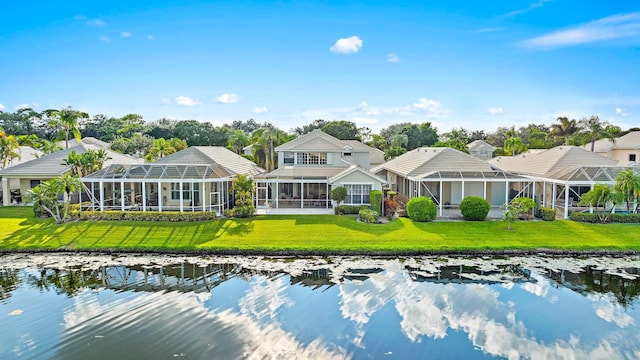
top-left (510, 197), bottom-right (536, 220)
top-left (331, 186), bottom-right (347, 204)
top-left (334, 204), bottom-right (369, 215)
top-left (406, 196), bottom-right (437, 222)
top-left (78, 211), bottom-right (220, 222)
top-left (459, 196), bottom-right (490, 221)
top-left (370, 190), bottom-right (382, 214)
top-left (570, 212), bottom-right (640, 223)
top-left (539, 207), bottom-right (556, 221)
top-left (359, 208), bottom-right (379, 223)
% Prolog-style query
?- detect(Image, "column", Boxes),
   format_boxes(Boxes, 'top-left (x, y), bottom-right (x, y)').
top-left (439, 179), bottom-right (443, 216)
top-left (158, 181), bottom-right (162, 212)
top-left (142, 181), bottom-right (147, 211)
top-left (564, 184), bottom-right (569, 219)
top-left (179, 182), bottom-right (184, 212)
top-left (99, 181), bottom-right (104, 211)
top-left (2, 178), bottom-right (10, 206)
top-left (552, 184), bottom-right (556, 210)
top-left (120, 181), bottom-right (125, 211)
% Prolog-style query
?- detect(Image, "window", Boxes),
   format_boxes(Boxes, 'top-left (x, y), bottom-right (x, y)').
top-left (283, 152), bottom-right (294, 164)
top-left (480, 149), bottom-right (488, 157)
top-left (343, 152), bottom-right (352, 157)
top-left (170, 183), bottom-right (200, 200)
top-left (344, 184), bottom-right (372, 204)
top-left (630, 154), bottom-right (637, 162)
top-left (296, 152), bottom-right (327, 165)
top-left (30, 180), bottom-right (41, 188)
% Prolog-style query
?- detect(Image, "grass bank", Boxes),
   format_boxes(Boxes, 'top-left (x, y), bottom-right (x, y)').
top-left (1, 207), bottom-right (639, 254)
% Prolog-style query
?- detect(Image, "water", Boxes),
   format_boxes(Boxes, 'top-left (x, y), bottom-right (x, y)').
top-left (2, 254), bottom-right (640, 359)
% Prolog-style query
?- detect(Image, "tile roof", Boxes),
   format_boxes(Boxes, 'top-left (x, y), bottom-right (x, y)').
top-left (586, 131), bottom-right (640, 152)
top-left (153, 146), bottom-right (265, 176)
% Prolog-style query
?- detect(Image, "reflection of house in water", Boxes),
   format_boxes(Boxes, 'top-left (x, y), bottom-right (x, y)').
top-left (405, 264), bottom-right (532, 284)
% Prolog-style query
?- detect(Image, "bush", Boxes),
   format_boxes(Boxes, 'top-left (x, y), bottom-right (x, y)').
top-left (570, 212), bottom-right (640, 223)
top-left (539, 207), bottom-right (556, 221)
top-left (459, 196), bottom-right (490, 221)
top-left (510, 197), bottom-right (536, 220)
top-left (331, 186), bottom-right (347, 204)
top-left (359, 208), bottom-right (379, 223)
top-left (406, 196), bottom-right (437, 222)
top-left (370, 190), bottom-right (382, 214)
top-left (384, 198), bottom-right (398, 218)
top-left (229, 204), bottom-right (255, 218)
top-left (334, 204), bottom-right (369, 215)
top-left (77, 211), bottom-right (220, 222)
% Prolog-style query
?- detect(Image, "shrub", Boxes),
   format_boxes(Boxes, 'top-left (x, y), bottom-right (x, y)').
top-left (77, 211), bottom-right (220, 222)
top-left (384, 198), bottom-right (398, 218)
top-left (386, 190), bottom-right (397, 200)
top-left (510, 197), bottom-right (536, 220)
top-left (331, 186), bottom-right (347, 204)
top-left (359, 208), bottom-right (379, 223)
top-left (406, 196), bottom-right (437, 222)
top-left (370, 190), bottom-right (382, 215)
top-left (539, 207), bottom-right (556, 221)
top-left (334, 204), bottom-right (369, 215)
top-left (570, 212), bottom-right (640, 223)
top-left (459, 196), bottom-right (490, 221)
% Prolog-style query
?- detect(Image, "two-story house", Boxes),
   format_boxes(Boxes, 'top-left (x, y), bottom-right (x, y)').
top-left (254, 130), bottom-right (386, 210)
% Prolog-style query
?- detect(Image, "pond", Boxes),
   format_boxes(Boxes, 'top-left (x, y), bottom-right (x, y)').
top-left (2, 254), bottom-right (640, 359)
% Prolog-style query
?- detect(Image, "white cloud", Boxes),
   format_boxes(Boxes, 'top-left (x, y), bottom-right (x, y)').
top-left (120, 31), bottom-right (132, 38)
top-left (352, 117), bottom-right (377, 125)
top-left (0, 103), bottom-right (5, 111)
top-left (147, 35), bottom-right (154, 40)
top-left (330, 36), bottom-right (363, 54)
top-left (386, 53), bottom-right (400, 63)
top-left (161, 97), bottom-right (170, 104)
top-left (522, 12), bottom-right (640, 49)
top-left (175, 96), bottom-right (202, 106)
top-left (253, 106), bottom-right (268, 114)
top-left (87, 18), bottom-right (106, 27)
top-left (504, 0), bottom-right (552, 17)
top-left (74, 15), bottom-right (86, 21)
top-left (215, 93), bottom-right (239, 104)
top-left (615, 107), bottom-right (629, 116)
top-left (14, 103), bottom-right (31, 110)
top-left (488, 107), bottom-right (505, 115)
top-left (99, 36), bottom-right (111, 44)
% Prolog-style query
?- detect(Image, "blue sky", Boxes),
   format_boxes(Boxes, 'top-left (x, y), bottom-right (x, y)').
top-left (1, 0), bottom-right (639, 133)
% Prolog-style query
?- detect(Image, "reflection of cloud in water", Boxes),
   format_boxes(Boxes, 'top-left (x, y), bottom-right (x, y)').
top-left (521, 273), bottom-right (550, 297)
top-left (62, 288), bottom-right (346, 359)
top-left (239, 276), bottom-right (292, 322)
top-left (338, 260), bottom-right (627, 359)
top-left (589, 294), bottom-right (635, 328)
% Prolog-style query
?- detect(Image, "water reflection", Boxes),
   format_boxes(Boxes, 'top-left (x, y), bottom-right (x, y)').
top-left (1, 254), bottom-right (640, 359)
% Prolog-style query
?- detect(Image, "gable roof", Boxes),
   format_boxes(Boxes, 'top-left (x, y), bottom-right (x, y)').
top-left (275, 130), bottom-right (348, 152)
top-left (329, 164), bottom-right (387, 184)
top-left (371, 147), bottom-right (494, 178)
top-left (586, 131), bottom-right (640, 152)
top-left (154, 146), bottom-right (265, 176)
top-left (4, 146), bottom-right (44, 168)
top-left (0, 143), bottom-right (139, 177)
top-left (467, 140), bottom-right (497, 152)
top-left (489, 146), bottom-right (619, 178)
top-left (60, 137), bottom-right (111, 150)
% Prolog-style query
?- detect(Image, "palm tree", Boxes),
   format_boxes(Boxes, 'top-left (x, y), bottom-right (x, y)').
top-left (614, 169), bottom-right (640, 213)
top-left (146, 138), bottom-right (176, 162)
top-left (579, 115), bottom-right (619, 152)
top-left (252, 127), bottom-right (277, 171)
top-left (46, 107), bottom-right (89, 149)
top-left (0, 134), bottom-right (20, 169)
top-left (579, 184), bottom-right (624, 223)
top-left (228, 130), bottom-right (250, 154)
top-left (504, 136), bottom-right (526, 156)
top-left (548, 117), bottom-right (579, 145)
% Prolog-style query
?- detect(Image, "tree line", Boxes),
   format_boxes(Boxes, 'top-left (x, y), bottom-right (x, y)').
top-left (1, 107), bottom-right (639, 171)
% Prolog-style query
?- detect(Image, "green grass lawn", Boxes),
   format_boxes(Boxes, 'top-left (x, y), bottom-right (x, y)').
top-left (1, 206), bottom-right (639, 253)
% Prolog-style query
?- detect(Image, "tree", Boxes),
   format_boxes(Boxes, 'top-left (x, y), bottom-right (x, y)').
top-left (227, 129), bottom-right (250, 154)
top-left (228, 174), bottom-right (255, 218)
top-left (46, 107), bottom-right (89, 149)
top-left (63, 149), bottom-right (110, 177)
top-left (579, 184), bottom-right (624, 223)
top-left (110, 133), bottom-right (154, 157)
top-left (146, 138), bottom-right (176, 162)
top-left (390, 133), bottom-right (408, 149)
top-left (0, 133), bottom-right (20, 169)
top-left (321, 120), bottom-right (360, 140)
top-left (549, 117), bottom-right (579, 145)
top-left (145, 118), bottom-right (176, 140)
top-left (331, 186), bottom-right (347, 205)
top-left (251, 126), bottom-right (289, 171)
top-left (294, 119), bottom-right (327, 135)
top-left (117, 114), bottom-right (145, 138)
top-left (579, 115), bottom-right (619, 152)
top-left (504, 136), bottom-right (526, 156)
top-left (614, 169), bottom-right (640, 213)
top-left (25, 174), bottom-right (82, 223)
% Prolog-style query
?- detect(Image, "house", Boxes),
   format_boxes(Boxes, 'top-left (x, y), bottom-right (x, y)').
top-left (370, 147), bottom-right (530, 216)
top-left (467, 140), bottom-right (497, 160)
top-left (489, 146), bottom-right (629, 218)
top-left (80, 146), bottom-right (265, 214)
top-left (254, 130), bottom-right (386, 210)
top-left (0, 140), bottom-right (139, 206)
top-left (584, 131), bottom-right (640, 163)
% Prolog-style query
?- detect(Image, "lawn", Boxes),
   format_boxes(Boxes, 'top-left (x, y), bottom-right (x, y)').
top-left (0, 207), bottom-right (639, 253)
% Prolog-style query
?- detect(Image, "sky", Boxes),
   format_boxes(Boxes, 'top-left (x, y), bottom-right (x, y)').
top-left (1, 0), bottom-right (639, 133)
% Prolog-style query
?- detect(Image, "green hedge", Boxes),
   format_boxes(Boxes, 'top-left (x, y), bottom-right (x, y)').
top-left (370, 190), bottom-right (382, 215)
top-left (569, 212), bottom-right (640, 223)
top-left (539, 207), bottom-right (556, 221)
top-left (406, 196), bottom-right (437, 222)
top-left (334, 205), bottom-right (370, 215)
top-left (459, 196), bottom-right (490, 221)
top-left (76, 211), bottom-right (220, 222)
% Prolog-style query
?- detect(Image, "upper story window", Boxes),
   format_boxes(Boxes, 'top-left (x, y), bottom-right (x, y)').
top-left (297, 152), bottom-right (327, 165)
top-left (283, 152), bottom-right (294, 164)
top-left (630, 154), bottom-right (637, 162)
top-left (480, 149), bottom-right (488, 156)
top-left (343, 152), bottom-right (352, 157)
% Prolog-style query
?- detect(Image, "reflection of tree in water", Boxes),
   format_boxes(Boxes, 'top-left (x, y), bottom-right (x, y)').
top-left (26, 268), bottom-right (103, 297)
top-left (0, 269), bottom-right (21, 300)
top-left (546, 266), bottom-right (640, 308)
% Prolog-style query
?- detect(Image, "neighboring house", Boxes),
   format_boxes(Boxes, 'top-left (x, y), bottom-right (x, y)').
top-left (60, 137), bottom-right (111, 150)
top-left (489, 145), bottom-right (629, 218)
top-left (0, 141), bottom-right (139, 206)
top-left (80, 146), bottom-right (265, 214)
top-left (254, 130), bottom-right (386, 209)
top-left (584, 131), bottom-right (640, 163)
top-left (370, 147), bottom-right (529, 216)
top-left (242, 144), bottom-right (254, 157)
top-left (0, 146), bottom-right (44, 204)
top-left (467, 140), bottom-right (497, 160)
